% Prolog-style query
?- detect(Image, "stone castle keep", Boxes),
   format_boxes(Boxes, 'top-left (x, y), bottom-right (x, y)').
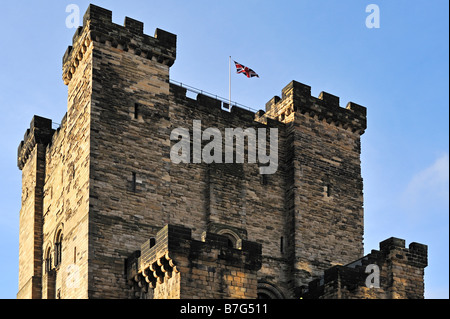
top-left (16, 4), bottom-right (428, 299)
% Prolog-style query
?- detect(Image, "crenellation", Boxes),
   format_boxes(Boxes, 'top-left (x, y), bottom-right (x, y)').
top-left (264, 80), bottom-right (367, 133)
top-left (154, 28), bottom-right (177, 51)
top-left (170, 82), bottom-right (263, 122)
top-left (265, 96), bottom-right (281, 112)
top-left (170, 82), bottom-right (187, 97)
top-left (124, 17), bottom-right (144, 34)
top-left (63, 4), bottom-right (176, 86)
top-left (281, 80), bottom-right (312, 101)
top-left (346, 101), bottom-right (367, 117)
top-left (301, 237), bottom-right (427, 299)
top-left (318, 91), bottom-right (340, 107)
top-left (379, 237), bottom-right (406, 252)
top-left (82, 4), bottom-right (112, 26)
top-left (196, 93), bottom-right (222, 110)
top-left (72, 26), bottom-right (84, 46)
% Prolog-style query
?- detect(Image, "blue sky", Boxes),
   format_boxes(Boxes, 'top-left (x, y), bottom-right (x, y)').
top-left (0, 1), bottom-right (448, 299)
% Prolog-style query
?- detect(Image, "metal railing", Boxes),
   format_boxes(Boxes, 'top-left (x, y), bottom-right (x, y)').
top-left (169, 79), bottom-right (260, 113)
top-left (50, 80), bottom-right (260, 132)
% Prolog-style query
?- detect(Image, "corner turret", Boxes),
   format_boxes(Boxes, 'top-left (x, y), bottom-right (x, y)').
top-left (62, 4), bottom-right (176, 85)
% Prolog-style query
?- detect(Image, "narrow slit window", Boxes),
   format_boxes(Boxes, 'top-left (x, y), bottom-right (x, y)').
top-left (280, 236), bottom-right (284, 253)
top-left (261, 174), bottom-right (268, 185)
top-left (325, 184), bottom-right (331, 197)
top-left (134, 103), bottom-right (139, 119)
top-left (132, 172), bottom-right (137, 192)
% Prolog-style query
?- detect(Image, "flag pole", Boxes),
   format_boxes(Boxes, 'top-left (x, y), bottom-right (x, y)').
top-left (229, 56), bottom-right (231, 111)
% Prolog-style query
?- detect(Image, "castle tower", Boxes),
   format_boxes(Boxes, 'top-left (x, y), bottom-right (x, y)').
top-left (63, 5), bottom-right (176, 298)
top-left (263, 81), bottom-right (367, 289)
top-left (18, 4), bottom-right (177, 298)
top-left (16, 4), bottom-right (426, 299)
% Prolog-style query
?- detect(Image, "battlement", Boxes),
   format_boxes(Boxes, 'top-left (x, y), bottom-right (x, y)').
top-left (170, 82), bottom-right (288, 130)
top-left (170, 82), bottom-right (268, 125)
top-left (17, 116), bottom-right (54, 170)
top-left (63, 4), bottom-right (176, 85)
top-left (127, 224), bottom-right (262, 279)
top-left (126, 224), bottom-right (262, 298)
top-left (301, 237), bottom-right (428, 299)
top-left (265, 80), bottom-right (367, 134)
top-left (379, 237), bottom-right (428, 268)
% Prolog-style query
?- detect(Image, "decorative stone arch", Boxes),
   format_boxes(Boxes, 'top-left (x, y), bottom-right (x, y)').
top-left (257, 281), bottom-right (285, 299)
top-left (53, 223), bottom-right (64, 243)
top-left (216, 228), bottom-right (241, 249)
top-left (208, 223), bottom-right (247, 249)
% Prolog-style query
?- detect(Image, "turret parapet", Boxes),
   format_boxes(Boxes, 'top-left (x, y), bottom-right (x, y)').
top-left (17, 116), bottom-right (54, 170)
top-left (63, 4), bottom-right (176, 85)
top-left (126, 224), bottom-right (262, 298)
top-left (379, 237), bottom-right (428, 268)
top-left (301, 237), bottom-right (428, 299)
top-left (265, 80), bottom-right (367, 134)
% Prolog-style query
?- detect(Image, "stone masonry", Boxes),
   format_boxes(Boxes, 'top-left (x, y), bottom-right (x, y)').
top-left (16, 4), bottom-right (427, 299)
top-left (126, 225), bottom-right (262, 299)
top-left (301, 237), bottom-right (428, 299)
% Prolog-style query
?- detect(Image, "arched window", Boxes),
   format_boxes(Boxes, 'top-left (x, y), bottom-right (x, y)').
top-left (45, 247), bottom-right (52, 273)
top-left (54, 230), bottom-right (63, 268)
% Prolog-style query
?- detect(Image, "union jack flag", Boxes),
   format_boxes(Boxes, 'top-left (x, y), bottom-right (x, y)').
top-left (234, 61), bottom-right (259, 78)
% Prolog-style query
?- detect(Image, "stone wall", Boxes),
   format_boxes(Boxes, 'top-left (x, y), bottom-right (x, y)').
top-left (168, 84), bottom-right (290, 297)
